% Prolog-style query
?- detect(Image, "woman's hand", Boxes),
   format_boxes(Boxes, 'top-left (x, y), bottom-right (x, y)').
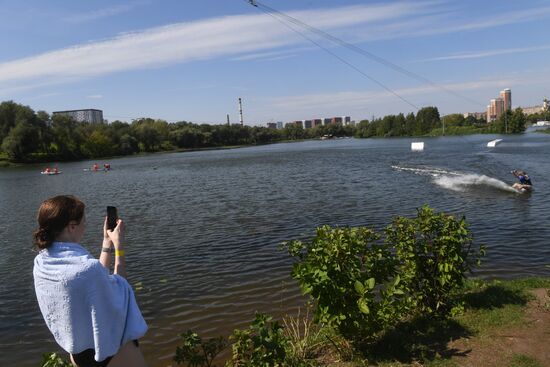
top-left (107, 219), bottom-right (125, 249)
top-left (102, 217), bottom-right (113, 248)
top-left (103, 216), bottom-right (112, 240)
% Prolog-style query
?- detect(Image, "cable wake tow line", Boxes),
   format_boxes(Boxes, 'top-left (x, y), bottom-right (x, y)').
top-left (244, 0), bottom-right (418, 110)
top-left (246, 0), bottom-right (482, 108)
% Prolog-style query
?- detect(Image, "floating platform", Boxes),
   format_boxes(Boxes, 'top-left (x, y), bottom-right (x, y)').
top-left (411, 142), bottom-right (424, 151)
top-left (487, 139), bottom-right (503, 147)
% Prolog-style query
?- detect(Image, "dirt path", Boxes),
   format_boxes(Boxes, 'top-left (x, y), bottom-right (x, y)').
top-left (450, 288), bottom-right (550, 367)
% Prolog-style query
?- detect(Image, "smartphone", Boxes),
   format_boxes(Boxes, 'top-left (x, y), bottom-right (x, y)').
top-left (106, 206), bottom-right (118, 231)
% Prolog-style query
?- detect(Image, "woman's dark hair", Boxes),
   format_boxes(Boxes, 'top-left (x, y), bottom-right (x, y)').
top-left (33, 195), bottom-right (85, 250)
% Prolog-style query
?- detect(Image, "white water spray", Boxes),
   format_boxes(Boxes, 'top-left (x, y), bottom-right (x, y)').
top-left (392, 165), bottom-right (518, 193)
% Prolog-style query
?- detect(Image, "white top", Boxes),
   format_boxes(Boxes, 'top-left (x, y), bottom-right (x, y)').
top-left (34, 242), bottom-right (147, 362)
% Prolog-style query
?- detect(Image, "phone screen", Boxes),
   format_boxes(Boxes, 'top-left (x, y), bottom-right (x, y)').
top-left (107, 206), bottom-right (118, 230)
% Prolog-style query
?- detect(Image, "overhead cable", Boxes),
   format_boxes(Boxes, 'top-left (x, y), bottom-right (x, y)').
top-left (247, 0), bottom-right (483, 108)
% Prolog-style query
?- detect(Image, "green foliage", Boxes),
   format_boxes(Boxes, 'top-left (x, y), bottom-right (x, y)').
top-left (50, 114), bottom-right (85, 159)
top-left (284, 226), bottom-right (407, 341)
top-left (227, 313), bottom-right (289, 367)
top-left (81, 130), bottom-right (114, 158)
top-left (442, 114), bottom-right (465, 128)
top-left (283, 123), bottom-right (306, 140)
top-left (388, 206), bottom-right (485, 316)
top-left (0, 100), bottom-right (352, 163)
top-left (174, 330), bottom-right (227, 367)
top-left (430, 125), bottom-right (486, 136)
top-left (282, 306), bottom-right (323, 364)
top-left (489, 108), bottom-right (527, 134)
top-left (0, 100), bottom-right (26, 142)
top-left (415, 107), bottom-right (441, 135)
top-left (284, 206), bottom-right (484, 344)
top-left (354, 107), bottom-right (442, 138)
top-left (39, 353), bottom-right (71, 367)
top-left (509, 108), bottom-right (527, 133)
top-left (1, 121), bottom-right (40, 160)
top-left (0, 98), bottom-right (533, 164)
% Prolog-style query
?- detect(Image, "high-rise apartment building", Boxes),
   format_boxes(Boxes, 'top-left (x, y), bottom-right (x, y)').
top-left (500, 88), bottom-right (512, 111)
top-left (490, 98), bottom-right (504, 121)
top-left (486, 89), bottom-right (511, 122)
top-left (52, 109), bottom-right (104, 124)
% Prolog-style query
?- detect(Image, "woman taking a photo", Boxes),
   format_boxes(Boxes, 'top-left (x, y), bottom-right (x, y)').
top-left (33, 195), bottom-right (148, 367)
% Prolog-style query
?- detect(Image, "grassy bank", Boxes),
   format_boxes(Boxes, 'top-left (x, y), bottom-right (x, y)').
top-left (0, 139), bottom-right (314, 168)
top-left (297, 277), bottom-right (550, 367)
top-left (0, 153), bottom-right (18, 167)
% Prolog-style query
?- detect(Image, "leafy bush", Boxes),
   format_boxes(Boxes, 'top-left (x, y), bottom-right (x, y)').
top-left (173, 313), bottom-right (317, 367)
top-left (40, 353), bottom-right (71, 367)
top-left (284, 206), bottom-right (484, 344)
top-left (227, 313), bottom-right (288, 367)
top-left (174, 330), bottom-right (227, 367)
top-left (389, 206), bottom-right (485, 315)
top-left (284, 226), bottom-right (409, 342)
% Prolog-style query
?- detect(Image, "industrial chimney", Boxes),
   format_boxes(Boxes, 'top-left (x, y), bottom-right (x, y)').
top-left (238, 98), bottom-right (244, 126)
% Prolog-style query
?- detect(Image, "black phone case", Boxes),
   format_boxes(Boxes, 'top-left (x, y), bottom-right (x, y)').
top-left (107, 206), bottom-right (118, 230)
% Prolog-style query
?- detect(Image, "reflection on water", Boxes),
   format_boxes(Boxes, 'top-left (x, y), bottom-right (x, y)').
top-left (1, 134), bottom-right (550, 366)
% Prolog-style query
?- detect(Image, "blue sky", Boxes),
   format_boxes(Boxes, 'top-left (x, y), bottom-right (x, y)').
top-left (1, 0), bottom-right (549, 125)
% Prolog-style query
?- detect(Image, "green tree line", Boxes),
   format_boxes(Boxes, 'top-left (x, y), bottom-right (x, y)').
top-left (0, 100), bottom-right (529, 163)
top-left (354, 107), bottom-right (527, 138)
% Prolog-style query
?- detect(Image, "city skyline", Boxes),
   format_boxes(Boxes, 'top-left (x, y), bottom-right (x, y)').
top-left (0, 0), bottom-right (549, 125)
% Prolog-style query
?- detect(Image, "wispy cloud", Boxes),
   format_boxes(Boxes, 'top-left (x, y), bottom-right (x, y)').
top-left (265, 71), bottom-right (550, 115)
top-left (436, 5), bottom-right (550, 34)
top-left (2, 1), bottom-right (550, 94)
top-left (1, 3), bottom-right (430, 91)
top-left (417, 44), bottom-right (550, 62)
top-left (86, 94), bottom-right (103, 99)
top-left (230, 47), bottom-right (314, 61)
top-left (350, 4), bottom-right (550, 42)
top-left (24, 92), bottom-right (63, 101)
top-left (63, 2), bottom-right (149, 24)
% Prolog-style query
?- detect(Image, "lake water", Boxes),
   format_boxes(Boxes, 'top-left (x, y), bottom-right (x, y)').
top-left (1, 133), bottom-right (549, 366)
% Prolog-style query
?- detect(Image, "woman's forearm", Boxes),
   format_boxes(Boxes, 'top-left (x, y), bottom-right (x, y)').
top-left (114, 245), bottom-right (127, 278)
top-left (99, 239), bottom-right (112, 269)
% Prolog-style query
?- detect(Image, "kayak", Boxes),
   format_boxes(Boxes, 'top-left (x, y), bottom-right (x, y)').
top-left (41, 171), bottom-right (62, 175)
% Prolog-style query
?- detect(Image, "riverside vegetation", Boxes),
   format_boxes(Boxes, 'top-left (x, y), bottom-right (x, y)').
top-left (38, 206), bottom-right (550, 366)
top-left (2, 100), bottom-right (547, 165)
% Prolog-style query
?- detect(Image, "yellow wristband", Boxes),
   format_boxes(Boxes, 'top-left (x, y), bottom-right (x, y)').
top-left (115, 250), bottom-right (125, 257)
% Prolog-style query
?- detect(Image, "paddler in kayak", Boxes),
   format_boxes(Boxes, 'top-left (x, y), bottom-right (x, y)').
top-left (511, 170), bottom-right (532, 191)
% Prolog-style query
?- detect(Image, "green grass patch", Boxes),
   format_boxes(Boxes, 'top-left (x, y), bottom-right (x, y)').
top-left (341, 278), bottom-right (549, 366)
top-left (509, 353), bottom-right (543, 367)
top-left (454, 278), bottom-right (550, 335)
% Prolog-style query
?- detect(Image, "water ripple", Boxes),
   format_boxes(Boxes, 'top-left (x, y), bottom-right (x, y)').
top-left (2, 135), bottom-right (550, 366)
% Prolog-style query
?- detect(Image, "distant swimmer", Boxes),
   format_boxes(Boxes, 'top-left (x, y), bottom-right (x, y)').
top-left (511, 170), bottom-right (533, 192)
